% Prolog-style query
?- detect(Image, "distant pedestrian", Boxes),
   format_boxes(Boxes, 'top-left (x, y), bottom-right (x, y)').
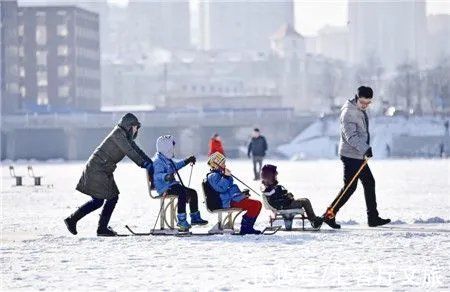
top-left (385, 144), bottom-right (391, 158)
top-left (208, 133), bottom-right (225, 156)
top-left (247, 128), bottom-right (268, 180)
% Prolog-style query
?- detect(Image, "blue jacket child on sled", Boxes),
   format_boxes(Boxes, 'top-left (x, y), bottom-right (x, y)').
top-left (152, 135), bottom-right (208, 231)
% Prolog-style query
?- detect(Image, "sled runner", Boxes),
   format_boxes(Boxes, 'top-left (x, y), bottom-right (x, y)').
top-left (262, 194), bottom-right (309, 231)
top-left (125, 224), bottom-right (281, 236)
top-left (201, 178), bottom-right (243, 234)
top-left (146, 172), bottom-right (179, 235)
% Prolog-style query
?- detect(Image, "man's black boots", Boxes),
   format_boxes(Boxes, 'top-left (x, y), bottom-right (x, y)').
top-left (368, 217), bottom-right (391, 227)
top-left (324, 217), bottom-right (341, 229)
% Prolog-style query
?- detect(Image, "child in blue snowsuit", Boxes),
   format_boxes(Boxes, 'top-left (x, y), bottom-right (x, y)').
top-left (206, 152), bottom-right (262, 235)
top-left (152, 135), bottom-right (208, 231)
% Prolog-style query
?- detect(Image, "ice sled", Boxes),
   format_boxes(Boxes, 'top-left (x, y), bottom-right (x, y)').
top-left (201, 178), bottom-right (243, 235)
top-left (27, 165), bottom-right (43, 186)
top-left (146, 172), bottom-right (179, 235)
top-left (262, 194), bottom-right (309, 231)
top-left (9, 166), bottom-right (23, 186)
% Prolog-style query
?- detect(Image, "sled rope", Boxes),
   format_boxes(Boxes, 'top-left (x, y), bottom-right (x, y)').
top-left (208, 153), bottom-right (261, 197)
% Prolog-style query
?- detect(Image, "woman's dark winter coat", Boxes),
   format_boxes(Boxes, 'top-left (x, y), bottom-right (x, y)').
top-left (76, 113), bottom-right (151, 199)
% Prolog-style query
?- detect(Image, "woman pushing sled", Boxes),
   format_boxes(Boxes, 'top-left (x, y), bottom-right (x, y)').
top-left (64, 113), bottom-right (154, 236)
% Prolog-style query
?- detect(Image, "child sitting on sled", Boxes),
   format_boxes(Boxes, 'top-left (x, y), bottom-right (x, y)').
top-left (206, 152), bottom-right (262, 235)
top-left (260, 164), bottom-right (323, 229)
top-left (152, 135), bottom-right (208, 231)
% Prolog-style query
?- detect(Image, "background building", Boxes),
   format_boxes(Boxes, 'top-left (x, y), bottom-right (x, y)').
top-left (17, 5), bottom-right (100, 112)
top-left (127, 0), bottom-right (190, 50)
top-left (427, 14), bottom-right (450, 66)
top-left (348, 1), bottom-right (427, 71)
top-left (199, 0), bottom-right (294, 51)
top-left (1, 0), bottom-right (20, 114)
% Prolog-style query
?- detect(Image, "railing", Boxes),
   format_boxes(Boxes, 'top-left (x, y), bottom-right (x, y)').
top-left (1, 108), bottom-right (295, 129)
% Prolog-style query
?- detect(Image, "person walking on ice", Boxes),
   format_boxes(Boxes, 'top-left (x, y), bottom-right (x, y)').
top-left (64, 113), bottom-right (154, 236)
top-left (208, 133), bottom-right (225, 156)
top-left (324, 86), bottom-right (390, 229)
top-left (247, 128), bottom-right (268, 180)
top-left (152, 135), bottom-right (208, 231)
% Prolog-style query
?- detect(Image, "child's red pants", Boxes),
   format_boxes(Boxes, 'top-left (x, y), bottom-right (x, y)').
top-left (230, 198), bottom-right (262, 218)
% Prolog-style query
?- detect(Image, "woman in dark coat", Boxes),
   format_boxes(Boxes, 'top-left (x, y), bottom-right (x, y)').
top-left (64, 113), bottom-right (153, 236)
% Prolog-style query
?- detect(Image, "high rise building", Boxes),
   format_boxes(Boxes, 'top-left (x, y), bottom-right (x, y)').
top-left (427, 14), bottom-right (450, 65)
top-left (315, 25), bottom-right (349, 61)
top-left (270, 24), bottom-right (307, 111)
top-left (1, 0), bottom-right (20, 114)
top-left (348, 1), bottom-right (427, 71)
top-left (17, 5), bottom-right (100, 112)
top-left (199, 0), bottom-right (294, 51)
top-left (126, 0), bottom-right (191, 51)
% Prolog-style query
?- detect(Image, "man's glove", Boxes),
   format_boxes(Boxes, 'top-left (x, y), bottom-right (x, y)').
top-left (247, 153), bottom-right (251, 159)
top-left (142, 161), bottom-right (154, 176)
top-left (185, 155), bottom-right (196, 165)
top-left (164, 173), bottom-right (175, 182)
top-left (365, 147), bottom-right (373, 158)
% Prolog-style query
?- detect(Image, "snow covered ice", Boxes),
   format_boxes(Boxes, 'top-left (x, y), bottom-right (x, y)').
top-left (1, 159), bottom-right (449, 290)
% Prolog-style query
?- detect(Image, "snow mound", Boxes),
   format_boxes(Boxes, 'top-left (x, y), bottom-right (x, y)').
top-left (278, 115), bottom-right (448, 159)
top-left (337, 219), bottom-right (359, 225)
top-left (413, 217), bottom-right (447, 224)
top-left (390, 219), bottom-right (407, 225)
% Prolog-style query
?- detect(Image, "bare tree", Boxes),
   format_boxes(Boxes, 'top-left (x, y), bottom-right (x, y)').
top-left (425, 57), bottom-right (450, 114)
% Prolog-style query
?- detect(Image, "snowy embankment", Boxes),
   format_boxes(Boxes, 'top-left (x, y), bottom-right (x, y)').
top-left (1, 159), bottom-right (449, 290)
top-left (278, 115), bottom-right (449, 159)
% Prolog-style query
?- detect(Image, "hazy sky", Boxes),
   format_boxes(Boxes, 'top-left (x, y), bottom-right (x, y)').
top-left (109, 0), bottom-right (450, 36)
top-left (294, 0), bottom-right (450, 36)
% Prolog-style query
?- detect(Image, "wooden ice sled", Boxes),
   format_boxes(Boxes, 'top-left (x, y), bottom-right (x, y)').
top-left (262, 194), bottom-right (309, 231)
top-left (201, 179), bottom-right (243, 235)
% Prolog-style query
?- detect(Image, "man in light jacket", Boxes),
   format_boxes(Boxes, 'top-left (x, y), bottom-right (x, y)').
top-left (324, 86), bottom-right (390, 229)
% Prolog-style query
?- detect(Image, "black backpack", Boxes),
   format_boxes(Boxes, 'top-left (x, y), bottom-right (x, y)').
top-left (202, 174), bottom-right (223, 210)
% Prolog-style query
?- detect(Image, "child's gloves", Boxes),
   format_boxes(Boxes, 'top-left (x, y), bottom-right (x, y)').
top-left (242, 189), bottom-right (250, 197)
top-left (164, 173), bottom-right (175, 182)
top-left (287, 192), bottom-right (294, 199)
top-left (185, 155), bottom-right (196, 165)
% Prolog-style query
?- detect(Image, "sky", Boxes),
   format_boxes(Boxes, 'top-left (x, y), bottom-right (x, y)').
top-left (108, 0), bottom-right (450, 36)
top-left (294, 0), bottom-right (450, 36)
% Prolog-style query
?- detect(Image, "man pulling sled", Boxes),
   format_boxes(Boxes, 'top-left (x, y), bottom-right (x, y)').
top-left (323, 86), bottom-right (390, 229)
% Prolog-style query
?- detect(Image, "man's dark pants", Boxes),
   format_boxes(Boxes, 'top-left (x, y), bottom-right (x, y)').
top-left (331, 156), bottom-right (379, 218)
top-left (252, 156), bottom-right (264, 179)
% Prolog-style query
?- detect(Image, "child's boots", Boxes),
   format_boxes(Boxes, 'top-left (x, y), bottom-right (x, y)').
top-left (177, 213), bottom-right (191, 231)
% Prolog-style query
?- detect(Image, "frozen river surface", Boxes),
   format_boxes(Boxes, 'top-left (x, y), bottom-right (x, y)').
top-left (1, 159), bottom-right (449, 290)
